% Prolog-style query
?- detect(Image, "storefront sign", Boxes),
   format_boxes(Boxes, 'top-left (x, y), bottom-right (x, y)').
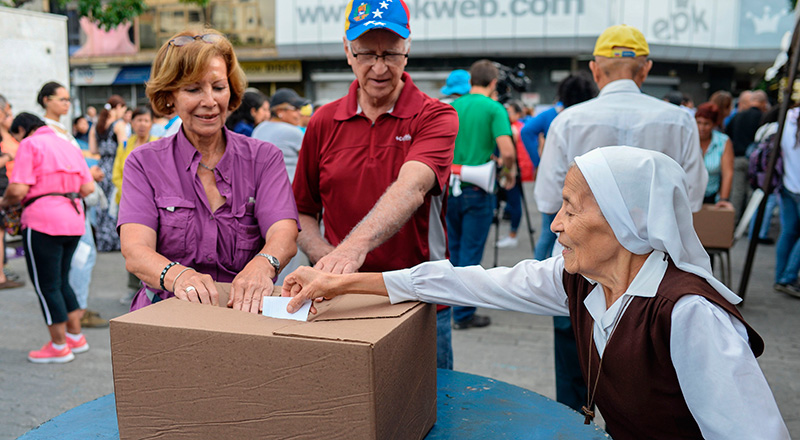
top-left (277, 0), bottom-right (791, 51)
top-left (72, 67), bottom-right (121, 86)
top-left (240, 60), bottom-right (302, 82)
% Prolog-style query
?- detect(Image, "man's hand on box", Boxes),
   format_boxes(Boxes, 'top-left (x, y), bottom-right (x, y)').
top-left (173, 270), bottom-right (219, 306)
top-left (313, 244), bottom-right (365, 275)
top-left (229, 256), bottom-right (275, 314)
top-left (282, 266), bottom-right (337, 314)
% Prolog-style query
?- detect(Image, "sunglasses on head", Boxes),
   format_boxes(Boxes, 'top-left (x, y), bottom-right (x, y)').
top-left (168, 33), bottom-right (225, 47)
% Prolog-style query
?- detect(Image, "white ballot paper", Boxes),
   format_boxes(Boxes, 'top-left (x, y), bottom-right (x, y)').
top-left (261, 297), bottom-right (311, 321)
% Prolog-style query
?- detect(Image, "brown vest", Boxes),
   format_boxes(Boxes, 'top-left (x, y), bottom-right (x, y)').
top-left (564, 260), bottom-right (764, 440)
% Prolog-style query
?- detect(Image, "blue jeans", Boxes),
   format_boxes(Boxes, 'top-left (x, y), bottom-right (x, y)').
top-left (553, 316), bottom-right (586, 411)
top-left (503, 184), bottom-right (522, 233)
top-left (776, 188), bottom-right (800, 285)
top-left (749, 193), bottom-right (778, 240)
top-left (447, 187), bottom-right (495, 323)
top-left (437, 308), bottom-right (453, 370)
top-left (534, 212), bottom-right (557, 261)
top-left (69, 215), bottom-right (96, 310)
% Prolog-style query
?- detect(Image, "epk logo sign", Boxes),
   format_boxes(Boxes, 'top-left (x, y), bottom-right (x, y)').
top-left (651, 0), bottom-right (708, 41)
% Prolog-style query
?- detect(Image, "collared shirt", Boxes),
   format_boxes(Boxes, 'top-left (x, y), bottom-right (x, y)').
top-left (118, 128), bottom-right (299, 309)
top-left (293, 72), bottom-right (458, 272)
top-left (519, 103), bottom-right (561, 167)
top-left (382, 252), bottom-right (788, 439)
top-left (534, 79), bottom-right (707, 214)
top-left (45, 118), bottom-right (81, 150)
top-left (11, 126), bottom-right (92, 236)
top-left (451, 93), bottom-right (512, 166)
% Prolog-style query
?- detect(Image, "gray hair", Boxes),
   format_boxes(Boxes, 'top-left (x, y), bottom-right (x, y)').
top-left (0, 94), bottom-right (7, 109)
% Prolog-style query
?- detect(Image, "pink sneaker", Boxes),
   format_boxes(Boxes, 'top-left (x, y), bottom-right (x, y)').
top-left (67, 334), bottom-right (89, 354)
top-left (28, 342), bottom-right (75, 364)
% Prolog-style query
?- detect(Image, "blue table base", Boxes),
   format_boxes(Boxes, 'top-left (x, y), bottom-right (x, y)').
top-left (20, 370), bottom-right (609, 439)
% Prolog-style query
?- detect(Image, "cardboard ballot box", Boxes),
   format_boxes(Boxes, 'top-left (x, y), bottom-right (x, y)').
top-left (110, 285), bottom-right (437, 440)
top-left (692, 204), bottom-right (736, 249)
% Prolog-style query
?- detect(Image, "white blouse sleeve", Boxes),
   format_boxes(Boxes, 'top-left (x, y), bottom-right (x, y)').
top-left (670, 296), bottom-right (790, 440)
top-left (382, 256), bottom-right (570, 316)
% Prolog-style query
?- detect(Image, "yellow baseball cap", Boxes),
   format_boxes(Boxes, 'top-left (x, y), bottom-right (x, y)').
top-left (299, 103), bottom-right (313, 117)
top-left (593, 24), bottom-right (649, 58)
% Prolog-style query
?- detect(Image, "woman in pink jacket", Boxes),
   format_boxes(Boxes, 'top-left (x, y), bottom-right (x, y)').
top-left (1, 113), bottom-right (95, 364)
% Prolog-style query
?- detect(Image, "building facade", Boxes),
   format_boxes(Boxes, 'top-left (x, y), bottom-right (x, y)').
top-left (63, 0), bottom-right (794, 112)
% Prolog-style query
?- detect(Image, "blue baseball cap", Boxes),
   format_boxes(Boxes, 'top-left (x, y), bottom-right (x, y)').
top-left (440, 70), bottom-right (471, 96)
top-left (344, 0), bottom-right (411, 41)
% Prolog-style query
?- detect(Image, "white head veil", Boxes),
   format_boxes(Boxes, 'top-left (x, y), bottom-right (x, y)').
top-left (573, 146), bottom-right (741, 305)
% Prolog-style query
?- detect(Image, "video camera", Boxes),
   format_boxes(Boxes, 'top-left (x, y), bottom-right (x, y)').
top-left (494, 62), bottom-right (531, 103)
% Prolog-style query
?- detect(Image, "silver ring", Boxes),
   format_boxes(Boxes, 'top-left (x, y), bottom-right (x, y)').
top-left (184, 286), bottom-right (197, 293)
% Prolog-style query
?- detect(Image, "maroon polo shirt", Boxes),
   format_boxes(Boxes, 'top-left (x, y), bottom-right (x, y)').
top-left (293, 72), bottom-right (457, 274)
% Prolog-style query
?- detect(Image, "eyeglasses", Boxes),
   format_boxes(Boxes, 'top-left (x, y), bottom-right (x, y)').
top-left (49, 96), bottom-right (70, 103)
top-left (352, 52), bottom-right (409, 66)
top-left (168, 33), bottom-right (225, 47)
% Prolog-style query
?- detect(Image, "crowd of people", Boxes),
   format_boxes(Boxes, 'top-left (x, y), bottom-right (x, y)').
top-left (0, 0), bottom-right (795, 437)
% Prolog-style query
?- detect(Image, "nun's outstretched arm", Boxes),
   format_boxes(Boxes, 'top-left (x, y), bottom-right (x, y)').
top-left (383, 256), bottom-right (570, 316)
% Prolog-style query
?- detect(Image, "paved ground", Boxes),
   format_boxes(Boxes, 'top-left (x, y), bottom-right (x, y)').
top-left (1, 184), bottom-right (798, 439)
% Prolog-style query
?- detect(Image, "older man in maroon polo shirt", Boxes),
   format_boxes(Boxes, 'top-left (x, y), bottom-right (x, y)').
top-left (292, 0), bottom-right (458, 368)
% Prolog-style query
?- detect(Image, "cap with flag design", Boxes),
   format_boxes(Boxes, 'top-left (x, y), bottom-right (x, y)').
top-left (344, 0), bottom-right (410, 41)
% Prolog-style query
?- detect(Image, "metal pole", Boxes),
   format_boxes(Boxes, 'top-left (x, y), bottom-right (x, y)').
top-left (737, 13), bottom-right (800, 304)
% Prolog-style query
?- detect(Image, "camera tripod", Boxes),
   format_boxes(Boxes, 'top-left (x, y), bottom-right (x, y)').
top-left (491, 175), bottom-right (536, 268)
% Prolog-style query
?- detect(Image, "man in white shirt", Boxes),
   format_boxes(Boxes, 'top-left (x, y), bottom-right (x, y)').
top-left (532, 24), bottom-right (707, 412)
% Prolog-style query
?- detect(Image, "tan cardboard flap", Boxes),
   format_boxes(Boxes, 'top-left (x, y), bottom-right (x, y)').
top-left (110, 297), bottom-right (296, 336)
top-left (111, 283), bottom-right (424, 345)
top-left (274, 303), bottom-right (431, 345)
top-left (311, 294), bottom-right (420, 321)
top-left (215, 282), bottom-right (419, 321)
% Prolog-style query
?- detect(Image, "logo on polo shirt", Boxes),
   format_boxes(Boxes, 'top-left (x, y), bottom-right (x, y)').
top-left (354, 3), bottom-right (371, 21)
top-left (396, 134), bottom-right (412, 142)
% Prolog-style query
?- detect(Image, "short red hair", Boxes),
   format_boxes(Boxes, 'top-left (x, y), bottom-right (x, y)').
top-left (695, 102), bottom-right (719, 123)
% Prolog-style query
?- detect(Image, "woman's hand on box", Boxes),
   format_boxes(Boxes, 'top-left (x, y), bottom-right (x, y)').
top-left (282, 266), bottom-right (337, 314)
top-left (173, 270), bottom-right (219, 306)
top-left (229, 256), bottom-right (275, 314)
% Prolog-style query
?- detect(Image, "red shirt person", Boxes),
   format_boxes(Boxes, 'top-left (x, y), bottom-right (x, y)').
top-left (291, 0), bottom-right (458, 368)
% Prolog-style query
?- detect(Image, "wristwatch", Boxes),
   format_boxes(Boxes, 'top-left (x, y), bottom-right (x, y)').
top-left (257, 253), bottom-right (281, 276)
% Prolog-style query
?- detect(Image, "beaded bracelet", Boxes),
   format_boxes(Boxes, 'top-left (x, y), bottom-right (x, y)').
top-left (160, 261), bottom-right (179, 291)
top-left (171, 267), bottom-right (195, 292)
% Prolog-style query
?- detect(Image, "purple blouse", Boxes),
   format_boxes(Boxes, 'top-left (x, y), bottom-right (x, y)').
top-left (118, 128), bottom-right (299, 310)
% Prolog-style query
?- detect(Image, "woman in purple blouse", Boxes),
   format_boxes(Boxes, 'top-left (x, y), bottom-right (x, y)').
top-left (118, 30), bottom-right (299, 314)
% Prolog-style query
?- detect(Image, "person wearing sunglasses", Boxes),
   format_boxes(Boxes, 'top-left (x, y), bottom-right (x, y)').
top-left (292, 0), bottom-right (459, 369)
top-left (118, 30), bottom-right (299, 314)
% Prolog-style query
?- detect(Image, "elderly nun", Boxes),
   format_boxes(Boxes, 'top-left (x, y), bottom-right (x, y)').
top-left (282, 146), bottom-right (789, 440)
